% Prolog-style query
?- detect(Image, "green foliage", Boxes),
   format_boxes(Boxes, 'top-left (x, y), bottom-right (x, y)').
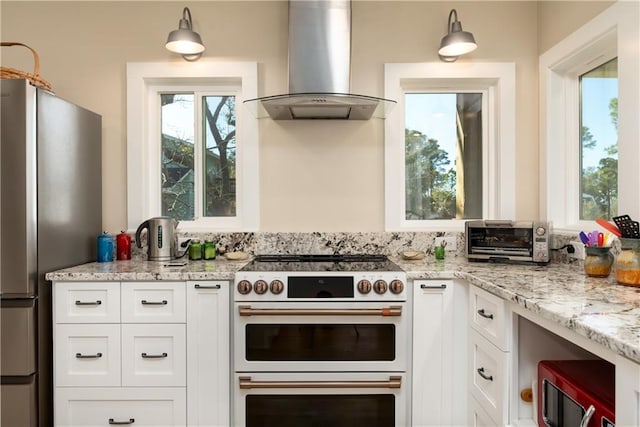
top-left (405, 129), bottom-right (456, 219)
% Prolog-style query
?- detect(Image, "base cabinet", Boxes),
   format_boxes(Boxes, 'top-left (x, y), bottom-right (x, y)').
top-left (55, 387), bottom-right (186, 426)
top-left (412, 280), bottom-right (467, 426)
top-left (186, 281), bottom-right (230, 427)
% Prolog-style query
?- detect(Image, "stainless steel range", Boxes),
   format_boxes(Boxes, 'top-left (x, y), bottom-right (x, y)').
top-left (233, 254), bottom-right (409, 427)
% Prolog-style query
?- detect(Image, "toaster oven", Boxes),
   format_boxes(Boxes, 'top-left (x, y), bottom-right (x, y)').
top-left (538, 359), bottom-right (615, 427)
top-left (465, 220), bottom-right (551, 264)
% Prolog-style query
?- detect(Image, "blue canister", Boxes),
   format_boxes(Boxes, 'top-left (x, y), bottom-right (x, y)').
top-left (97, 232), bottom-right (114, 262)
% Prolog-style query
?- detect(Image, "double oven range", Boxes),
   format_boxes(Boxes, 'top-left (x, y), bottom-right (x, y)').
top-left (233, 254), bottom-right (409, 426)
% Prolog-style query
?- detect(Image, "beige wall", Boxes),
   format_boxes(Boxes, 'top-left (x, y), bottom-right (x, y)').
top-left (0, 1), bottom-right (611, 232)
top-left (537, 1), bottom-right (614, 55)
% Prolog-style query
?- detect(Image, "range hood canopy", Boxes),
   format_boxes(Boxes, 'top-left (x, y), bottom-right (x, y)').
top-left (244, 0), bottom-right (396, 120)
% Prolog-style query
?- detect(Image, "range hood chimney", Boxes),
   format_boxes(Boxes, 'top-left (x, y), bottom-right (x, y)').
top-left (244, 0), bottom-right (396, 120)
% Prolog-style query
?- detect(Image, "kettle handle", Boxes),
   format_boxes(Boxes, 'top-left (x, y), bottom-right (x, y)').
top-left (135, 220), bottom-right (149, 249)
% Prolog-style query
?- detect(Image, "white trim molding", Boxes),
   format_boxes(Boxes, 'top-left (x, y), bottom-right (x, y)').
top-left (384, 62), bottom-right (516, 232)
top-left (126, 61), bottom-right (259, 232)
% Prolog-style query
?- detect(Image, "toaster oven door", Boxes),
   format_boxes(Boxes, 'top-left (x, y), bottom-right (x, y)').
top-left (466, 224), bottom-right (534, 260)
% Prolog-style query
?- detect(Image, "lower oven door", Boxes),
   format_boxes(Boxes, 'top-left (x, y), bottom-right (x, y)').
top-left (234, 372), bottom-right (407, 427)
top-left (234, 302), bottom-right (407, 372)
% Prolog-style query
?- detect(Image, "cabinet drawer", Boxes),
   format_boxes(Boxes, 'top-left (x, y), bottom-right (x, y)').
top-left (55, 324), bottom-right (121, 387)
top-left (55, 387), bottom-right (186, 426)
top-left (469, 285), bottom-right (510, 351)
top-left (468, 395), bottom-right (499, 427)
top-left (121, 324), bottom-right (186, 387)
top-left (54, 282), bottom-right (120, 324)
top-left (121, 282), bottom-right (185, 323)
top-left (469, 329), bottom-right (510, 424)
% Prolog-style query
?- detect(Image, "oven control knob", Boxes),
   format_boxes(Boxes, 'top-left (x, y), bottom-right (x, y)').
top-left (373, 280), bottom-right (388, 294)
top-left (270, 279), bottom-right (284, 295)
top-left (254, 279), bottom-right (268, 295)
top-left (357, 279), bottom-right (372, 294)
top-left (536, 226), bottom-right (547, 236)
top-left (389, 279), bottom-right (404, 294)
top-left (237, 280), bottom-right (252, 295)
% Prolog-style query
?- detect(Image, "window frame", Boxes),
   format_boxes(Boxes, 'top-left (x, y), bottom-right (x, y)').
top-left (540, 2), bottom-right (639, 232)
top-left (384, 62), bottom-right (516, 232)
top-left (126, 62), bottom-right (259, 232)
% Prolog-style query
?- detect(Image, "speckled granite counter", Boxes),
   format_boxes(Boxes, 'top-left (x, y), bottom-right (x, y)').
top-left (46, 256), bottom-right (640, 364)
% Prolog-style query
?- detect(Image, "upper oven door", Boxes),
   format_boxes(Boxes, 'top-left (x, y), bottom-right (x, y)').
top-left (234, 301), bottom-right (407, 372)
top-left (234, 372), bottom-right (408, 427)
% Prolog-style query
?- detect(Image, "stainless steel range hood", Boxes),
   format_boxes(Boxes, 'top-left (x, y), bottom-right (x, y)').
top-left (244, 0), bottom-right (396, 120)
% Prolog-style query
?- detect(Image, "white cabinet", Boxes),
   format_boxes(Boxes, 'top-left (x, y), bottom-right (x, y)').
top-left (468, 285), bottom-right (511, 426)
top-left (412, 280), bottom-right (467, 427)
top-left (186, 281), bottom-right (230, 427)
top-left (53, 281), bottom-right (188, 426)
top-left (55, 387), bottom-right (186, 426)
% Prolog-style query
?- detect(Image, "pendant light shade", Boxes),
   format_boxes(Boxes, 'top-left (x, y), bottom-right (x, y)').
top-left (165, 7), bottom-right (205, 61)
top-left (438, 9), bottom-right (477, 61)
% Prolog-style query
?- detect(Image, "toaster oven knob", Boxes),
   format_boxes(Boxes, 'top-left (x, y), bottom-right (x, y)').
top-left (536, 226), bottom-right (546, 236)
top-left (373, 280), bottom-right (388, 294)
top-left (269, 279), bottom-right (284, 295)
top-left (389, 279), bottom-right (404, 294)
top-left (357, 279), bottom-right (372, 294)
top-left (254, 280), bottom-right (268, 295)
top-left (237, 280), bottom-right (252, 295)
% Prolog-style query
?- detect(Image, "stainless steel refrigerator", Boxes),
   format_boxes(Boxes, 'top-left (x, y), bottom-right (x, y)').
top-left (1, 79), bottom-right (102, 427)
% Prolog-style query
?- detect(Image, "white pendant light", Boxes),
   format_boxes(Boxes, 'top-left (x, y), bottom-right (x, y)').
top-left (438, 9), bottom-right (477, 62)
top-left (165, 7), bottom-right (205, 61)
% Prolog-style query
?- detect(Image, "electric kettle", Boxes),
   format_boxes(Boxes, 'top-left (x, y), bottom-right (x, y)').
top-left (135, 216), bottom-right (178, 261)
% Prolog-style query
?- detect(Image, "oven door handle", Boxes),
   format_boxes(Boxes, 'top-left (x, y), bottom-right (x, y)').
top-left (238, 305), bottom-right (402, 317)
top-left (239, 376), bottom-right (402, 390)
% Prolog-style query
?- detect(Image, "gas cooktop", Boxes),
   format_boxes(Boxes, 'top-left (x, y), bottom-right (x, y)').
top-left (239, 254), bottom-right (404, 273)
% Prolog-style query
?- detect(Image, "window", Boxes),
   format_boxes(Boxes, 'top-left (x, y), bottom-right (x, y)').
top-left (540, 2), bottom-right (638, 231)
top-left (405, 92), bottom-right (483, 221)
top-left (579, 58), bottom-right (618, 220)
top-left (384, 62), bottom-right (516, 231)
top-left (126, 62), bottom-right (258, 231)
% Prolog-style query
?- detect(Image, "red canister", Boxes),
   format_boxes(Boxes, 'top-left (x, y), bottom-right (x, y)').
top-left (116, 231), bottom-right (131, 260)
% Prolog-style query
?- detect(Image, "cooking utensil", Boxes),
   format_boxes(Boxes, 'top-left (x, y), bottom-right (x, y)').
top-left (613, 215), bottom-right (640, 238)
top-left (595, 218), bottom-right (621, 237)
top-left (579, 231), bottom-right (590, 245)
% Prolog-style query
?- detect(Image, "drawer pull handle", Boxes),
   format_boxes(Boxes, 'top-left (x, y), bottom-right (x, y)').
top-left (477, 308), bottom-right (494, 319)
top-left (75, 352), bottom-right (102, 359)
top-left (195, 284), bottom-right (221, 289)
top-left (477, 367), bottom-right (494, 381)
top-left (108, 418), bottom-right (135, 425)
top-left (420, 284), bottom-right (447, 289)
top-left (141, 352), bottom-right (168, 359)
top-left (141, 299), bottom-right (168, 305)
top-left (75, 300), bottom-right (102, 306)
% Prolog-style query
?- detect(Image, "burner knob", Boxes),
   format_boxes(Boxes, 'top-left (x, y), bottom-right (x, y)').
top-left (270, 279), bottom-right (284, 295)
top-left (254, 280), bottom-right (268, 295)
top-left (237, 280), bottom-right (252, 295)
top-left (357, 279), bottom-right (372, 294)
top-left (389, 279), bottom-right (405, 294)
top-left (373, 280), bottom-right (388, 294)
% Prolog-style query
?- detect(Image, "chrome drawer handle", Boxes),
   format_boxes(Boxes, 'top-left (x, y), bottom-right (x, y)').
top-left (108, 418), bottom-right (135, 425)
top-left (141, 352), bottom-right (168, 359)
top-left (477, 367), bottom-right (494, 381)
top-left (141, 299), bottom-right (167, 305)
top-left (477, 308), bottom-right (494, 319)
top-left (239, 376), bottom-right (401, 390)
top-left (75, 352), bottom-right (102, 359)
top-left (75, 300), bottom-right (102, 306)
top-left (420, 284), bottom-right (447, 289)
top-left (194, 284), bottom-right (221, 289)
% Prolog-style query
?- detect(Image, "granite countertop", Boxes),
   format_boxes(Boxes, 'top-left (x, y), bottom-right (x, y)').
top-left (46, 257), bottom-right (640, 364)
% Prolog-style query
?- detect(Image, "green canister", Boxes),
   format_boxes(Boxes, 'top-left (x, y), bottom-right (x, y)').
top-left (203, 240), bottom-right (217, 260)
top-left (189, 239), bottom-right (202, 260)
